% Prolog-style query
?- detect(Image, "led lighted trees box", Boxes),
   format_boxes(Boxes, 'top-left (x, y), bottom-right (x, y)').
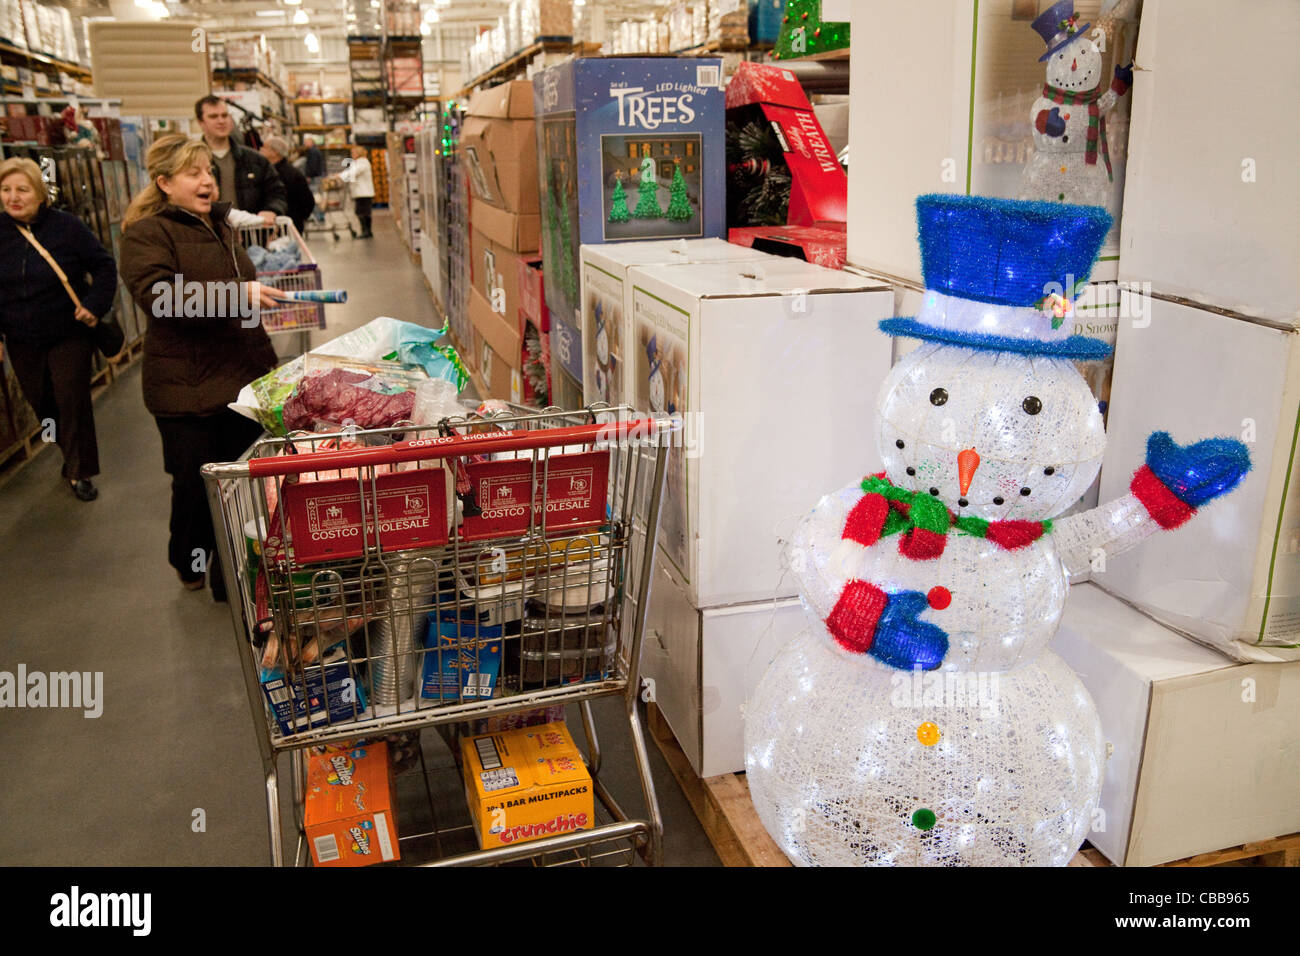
top-left (533, 56), bottom-right (727, 396)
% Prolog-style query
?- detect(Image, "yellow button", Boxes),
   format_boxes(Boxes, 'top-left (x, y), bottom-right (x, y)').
top-left (917, 722), bottom-right (941, 746)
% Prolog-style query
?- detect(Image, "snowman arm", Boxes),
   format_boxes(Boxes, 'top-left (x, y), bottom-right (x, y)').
top-left (1053, 492), bottom-right (1162, 577)
top-left (1098, 89), bottom-right (1118, 113)
top-left (1056, 432), bottom-right (1252, 575)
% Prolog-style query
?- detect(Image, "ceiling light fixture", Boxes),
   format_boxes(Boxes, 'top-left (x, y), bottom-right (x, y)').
top-left (284, 0), bottom-right (302, 4)
top-left (419, 21), bottom-right (430, 35)
top-left (255, 9), bottom-right (287, 16)
top-left (293, 9), bottom-right (308, 23)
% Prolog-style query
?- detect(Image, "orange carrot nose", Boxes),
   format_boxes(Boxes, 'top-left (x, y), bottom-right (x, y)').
top-left (958, 448), bottom-right (980, 496)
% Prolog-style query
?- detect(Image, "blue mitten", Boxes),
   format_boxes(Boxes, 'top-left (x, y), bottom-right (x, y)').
top-left (1114, 62), bottom-right (1134, 87)
top-left (871, 591), bottom-right (949, 672)
top-left (1145, 431), bottom-right (1251, 507)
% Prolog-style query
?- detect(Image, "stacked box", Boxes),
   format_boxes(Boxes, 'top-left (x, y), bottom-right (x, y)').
top-left (463, 81), bottom-right (540, 403)
top-left (533, 57), bottom-right (727, 407)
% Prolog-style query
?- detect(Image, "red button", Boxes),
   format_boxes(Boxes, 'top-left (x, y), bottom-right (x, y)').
top-left (927, 586), bottom-right (952, 610)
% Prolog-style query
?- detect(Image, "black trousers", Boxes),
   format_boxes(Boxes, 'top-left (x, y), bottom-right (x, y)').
top-left (155, 410), bottom-right (263, 591)
top-left (354, 196), bottom-right (372, 235)
top-left (5, 334), bottom-right (99, 480)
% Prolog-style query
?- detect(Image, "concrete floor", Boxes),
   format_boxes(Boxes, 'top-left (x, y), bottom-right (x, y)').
top-left (0, 210), bottom-right (720, 867)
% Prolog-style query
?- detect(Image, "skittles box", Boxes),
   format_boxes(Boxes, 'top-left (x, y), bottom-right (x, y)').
top-left (303, 741), bottom-right (400, 867)
top-left (460, 721), bottom-right (594, 849)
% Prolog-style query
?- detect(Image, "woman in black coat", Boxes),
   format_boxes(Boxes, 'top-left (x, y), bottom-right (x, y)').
top-left (0, 156), bottom-right (118, 501)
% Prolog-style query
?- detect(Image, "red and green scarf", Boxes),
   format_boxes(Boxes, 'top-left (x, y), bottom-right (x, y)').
top-left (844, 473), bottom-right (1052, 561)
top-left (1042, 80), bottom-right (1126, 180)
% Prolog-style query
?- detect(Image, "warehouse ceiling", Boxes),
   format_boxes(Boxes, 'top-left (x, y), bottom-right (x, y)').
top-left (45, 0), bottom-right (681, 38)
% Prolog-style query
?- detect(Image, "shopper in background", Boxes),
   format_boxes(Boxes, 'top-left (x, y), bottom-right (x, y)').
top-left (194, 95), bottom-right (287, 226)
top-left (118, 133), bottom-right (282, 598)
top-left (302, 135), bottom-right (326, 224)
top-left (259, 135), bottom-right (315, 237)
top-left (334, 144), bottom-right (374, 239)
top-left (0, 157), bottom-right (118, 502)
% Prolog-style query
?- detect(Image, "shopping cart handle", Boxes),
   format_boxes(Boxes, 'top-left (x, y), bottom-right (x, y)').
top-left (246, 417), bottom-right (670, 478)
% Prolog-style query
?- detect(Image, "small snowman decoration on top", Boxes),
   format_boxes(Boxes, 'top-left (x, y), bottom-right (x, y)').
top-left (593, 298), bottom-right (612, 401)
top-left (744, 194), bottom-right (1251, 866)
top-left (1018, 0), bottom-right (1133, 208)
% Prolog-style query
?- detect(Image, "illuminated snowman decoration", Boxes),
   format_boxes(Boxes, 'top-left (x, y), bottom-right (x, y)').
top-left (1017, 0), bottom-right (1133, 208)
top-left (743, 194), bottom-right (1251, 866)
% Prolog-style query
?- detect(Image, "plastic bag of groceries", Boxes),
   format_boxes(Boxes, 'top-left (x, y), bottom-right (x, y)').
top-left (231, 316), bottom-right (469, 434)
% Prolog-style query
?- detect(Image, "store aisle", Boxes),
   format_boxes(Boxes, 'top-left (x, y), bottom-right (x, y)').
top-left (0, 210), bottom-right (719, 867)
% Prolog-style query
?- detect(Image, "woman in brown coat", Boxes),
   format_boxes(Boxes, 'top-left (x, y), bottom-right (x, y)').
top-left (119, 133), bottom-right (283, 598)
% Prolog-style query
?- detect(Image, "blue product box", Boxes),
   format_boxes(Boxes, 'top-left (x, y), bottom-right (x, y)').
top-left (533, 57), bottom-right (726, 382)
top-left (420, 611), bottom-right (504, 701)
top-left (260, 651), bottom-right (368, 736)
top-left (749, 0), bottom-right (786, 44)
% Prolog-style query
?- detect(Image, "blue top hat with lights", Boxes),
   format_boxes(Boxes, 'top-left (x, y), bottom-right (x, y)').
top-left (878, 194), bottom-right (1113, 361)
top-left (1031, 0), bottom-right (1091, 62)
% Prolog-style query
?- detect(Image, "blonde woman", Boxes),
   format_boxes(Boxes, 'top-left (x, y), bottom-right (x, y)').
top-left (0, 157), bottom-right (118, 501)
top-left (119, 133), bottom-right (282, 598)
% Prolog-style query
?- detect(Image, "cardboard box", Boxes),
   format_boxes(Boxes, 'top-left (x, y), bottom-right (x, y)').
top-left (420, 611), bottom-right (504, 700)
top-left (303, 741), bottom-right (400, 866)
top-left (472, 199), bottom-right (540, 253)
top-left (845, 1), bottom-right (1140, 283)
top-left (626, 257), bottom-right (893, 606)
top-left (468, 305), bottom-right (522, 404)
top-left (259, 650), bottom-right (368, 737)
top-left (460, 721), bottom-right (594, 849)
top-left (468, 286), bottom-right (522, 374)
top-left (533, 56), bottom-right (727, 389)
top-left (469, 227), bottom-right (527, 339)
top-left (1095, 294), bottom-right (1300, 663)
top-left (728, 223), bottom-right (848, 270)
top-left (579, 238), bottom-right (768, 407)
top-left (1118, 0), bottom-right (1298, 322)
top-left (518, 255), bottom-right (546, 329)
top-left (461, 80), bottom-right (539, 215)
top-left (641, 559), bottom-right (805, 776)
top-left (1052, 583), bottom-right (1300, 866)
top-left (724, 61), bottom-right (847, 228)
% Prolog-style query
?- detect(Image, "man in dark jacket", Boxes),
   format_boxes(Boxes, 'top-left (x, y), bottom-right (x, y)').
top-left (195, 95), bottom-right (287, 224)
top-left (259, 135), bottom-right (316, 236)
top-left (302, 136), bottom-right (325, 179)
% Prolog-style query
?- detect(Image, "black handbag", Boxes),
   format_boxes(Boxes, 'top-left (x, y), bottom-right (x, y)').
top-left (17, 222), bottom-right (126, 358)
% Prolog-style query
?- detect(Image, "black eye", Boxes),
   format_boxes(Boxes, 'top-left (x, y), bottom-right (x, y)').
top-left (1020, 487), bottom-right (1032, 496)
top-left (993, 497), bottom-right (1004, 505)
top-left (929, 388), bottom-right (948, 406)
top-left (906, 467), bottom-right (916, 476)
top-left (1022, 396), bottom-right (1042, 415)
top-left (895, 439), bottom-right (905, 449)
top-left (1044, 466), bottom-right (1055, 476)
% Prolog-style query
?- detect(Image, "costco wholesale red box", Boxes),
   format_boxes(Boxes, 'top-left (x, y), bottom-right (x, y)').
top-left (724, 61), bottom-right (846, 228)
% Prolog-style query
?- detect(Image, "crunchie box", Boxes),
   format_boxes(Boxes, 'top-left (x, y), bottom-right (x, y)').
top-left (460, 721), bottom-right (594, 849)
top-left (532, 56), bottom-right (726, 397)
top-left (303, 740), bottom-right (400, 866)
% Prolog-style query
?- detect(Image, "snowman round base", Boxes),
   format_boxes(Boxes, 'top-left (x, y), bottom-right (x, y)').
top-left (744, 630), bottom-right (1105, 867)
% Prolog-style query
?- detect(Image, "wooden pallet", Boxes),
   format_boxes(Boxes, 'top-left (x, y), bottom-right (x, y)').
top-left (647, 703), bottom-right (1300, 868)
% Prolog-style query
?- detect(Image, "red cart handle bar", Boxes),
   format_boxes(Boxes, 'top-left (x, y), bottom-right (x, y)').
top-left (246, 418), bottom-right (667, 478)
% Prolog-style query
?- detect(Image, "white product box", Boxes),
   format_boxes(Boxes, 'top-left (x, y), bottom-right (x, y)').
top-left (1052, 582), bottom-right (1300, 866)
top-left (579, 238), bottom-right (769, 408)
top-left (1097, 294), bottom-right (1300, 663)
top-left (1118, 0), bottom-right (1299, 323)
top-left (626, 257), bottom-right (893, 607)
top-left (640, 558), bottom-right (806, 777)
top-left (846, 0), bottom-right (1141, 284)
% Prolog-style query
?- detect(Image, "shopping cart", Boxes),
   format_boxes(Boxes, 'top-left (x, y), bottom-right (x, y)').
top-left (308, 176), bottom-right (352, 241)
top-left (202, 404), bottom-right (672, 867)
top-left (237, 216), bottom-right (326, 355)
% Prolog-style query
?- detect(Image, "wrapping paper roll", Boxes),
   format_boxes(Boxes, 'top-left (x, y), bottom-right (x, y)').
top-left (280, 289), bottom-right (348, 303)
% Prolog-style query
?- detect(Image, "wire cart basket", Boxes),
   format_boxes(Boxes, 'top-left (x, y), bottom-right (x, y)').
top-left (203, 404), bottom-right (672, 867)
top-left (236, 216), bottom-right (326, 355)
top-left (308, 176), bottom-right (352, 241)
